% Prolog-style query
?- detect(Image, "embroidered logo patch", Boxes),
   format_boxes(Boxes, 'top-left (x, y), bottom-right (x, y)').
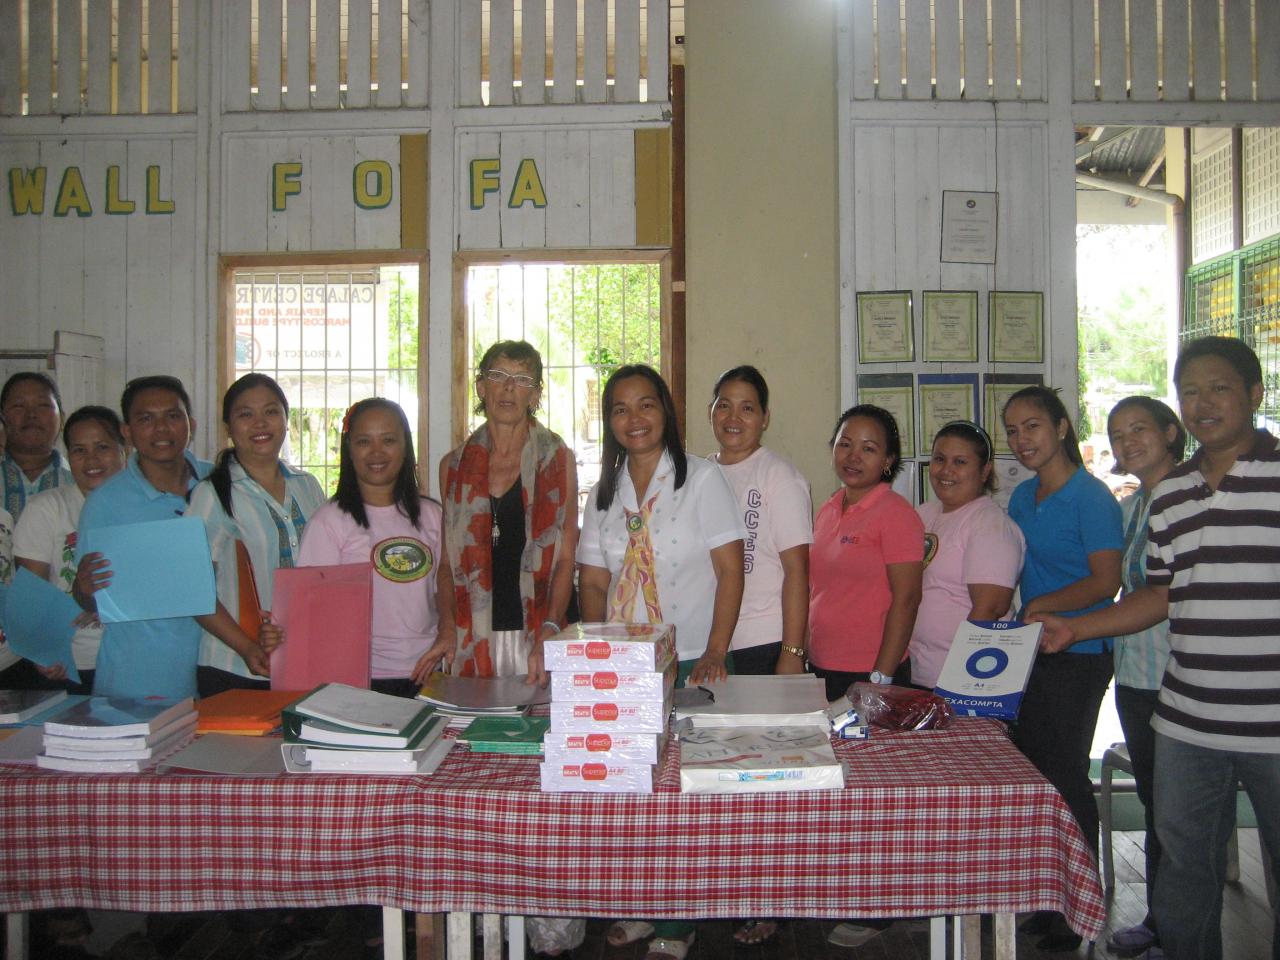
top-left (372, 537), bottom-right (432, 583)
top-left (923, 533), bottom-right (939, 568)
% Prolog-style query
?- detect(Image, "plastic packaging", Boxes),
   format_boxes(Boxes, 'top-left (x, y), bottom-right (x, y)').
top-left (847, 682), bottom-right (954, 730)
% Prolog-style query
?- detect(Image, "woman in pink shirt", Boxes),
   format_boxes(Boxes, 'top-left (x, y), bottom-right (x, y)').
top-left (808, 404), bottom-right (924, 701)
top-left (908, 421), bottom-right (1025, 688)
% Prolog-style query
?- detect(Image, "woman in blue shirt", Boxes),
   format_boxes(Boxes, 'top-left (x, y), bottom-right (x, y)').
top-left (1002, 385), bottom-right (1122, 951)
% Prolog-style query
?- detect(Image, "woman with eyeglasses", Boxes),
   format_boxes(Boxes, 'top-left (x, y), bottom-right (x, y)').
top-left (906, 421), bottom-right (1025, 689)
top-left (419, 340), bottom-right (578, 688)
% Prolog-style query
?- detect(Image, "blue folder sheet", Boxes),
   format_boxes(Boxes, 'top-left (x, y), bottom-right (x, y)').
top-left (80, 516), bottom-right (217, 623)
top-left (2, 568), bottom-right (83, 683)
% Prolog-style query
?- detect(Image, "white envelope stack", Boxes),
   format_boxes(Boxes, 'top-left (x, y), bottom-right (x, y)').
top-left (539, 622), bottom-right (676, 793)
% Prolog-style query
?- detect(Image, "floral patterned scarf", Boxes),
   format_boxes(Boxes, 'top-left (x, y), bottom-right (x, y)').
top-left (443, 421), bottom-right (571, 676)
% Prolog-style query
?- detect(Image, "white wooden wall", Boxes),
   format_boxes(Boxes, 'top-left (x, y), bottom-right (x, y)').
top-left (0, 136), bottom-right (197, 412)
top-left (456, 128), bottom-right (636, 248)
top-left (222, 135), bottom-right (402, 252)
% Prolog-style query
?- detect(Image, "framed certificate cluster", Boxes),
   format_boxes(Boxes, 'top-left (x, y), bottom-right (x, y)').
top-left (854, 277), bottom-right (1047, 504)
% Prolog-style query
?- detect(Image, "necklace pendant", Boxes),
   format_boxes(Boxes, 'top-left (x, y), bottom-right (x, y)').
top-left (491, 528), bottom-right (500, 547)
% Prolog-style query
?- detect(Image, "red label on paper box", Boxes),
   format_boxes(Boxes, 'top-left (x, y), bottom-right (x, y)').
top-left (585, 641), bottom-right (613, 659)
top-left (592, 673), bottom-right (618, 690)
top-left (561, 765), bottom-right (581, 778)
top-left (566, 643), bottom-right (584, 656)
top-left (591, 703), bottom-right (619, 721)
top-left (585, 734), bottom-right (613, 751)
top-left (581, 763), bottom-right (608, 781)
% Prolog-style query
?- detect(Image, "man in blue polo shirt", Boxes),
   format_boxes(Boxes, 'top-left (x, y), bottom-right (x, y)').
top-left (73, 376), bottom-right (212, 698)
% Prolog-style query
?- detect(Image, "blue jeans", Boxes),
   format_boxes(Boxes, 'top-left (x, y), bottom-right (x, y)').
top-left (1116, 685), bottom-right (1161, 932)
top-left (1152, 733), bottom-right (1280, 960)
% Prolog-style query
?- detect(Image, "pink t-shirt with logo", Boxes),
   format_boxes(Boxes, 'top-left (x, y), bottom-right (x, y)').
top-left (908, 496), bottom-right (1025, 688)
top-left (298, 499), bottom-right (442, 679)
top-left (808, 483), bottom-right (924, 672)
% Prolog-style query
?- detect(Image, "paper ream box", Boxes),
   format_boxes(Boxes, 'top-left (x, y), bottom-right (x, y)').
top-left (549, 656), bottom-right (677, 703)
top-left (548, 695), bottom-right (671, 734)
top-left (543, 622), bottom-right (676, 671)
top-left (542, 731), bottom-right (667, 765)
top-left (539, 759), bottom-right (655, 794)
top-left (678, 726), bottom-right (845, 794)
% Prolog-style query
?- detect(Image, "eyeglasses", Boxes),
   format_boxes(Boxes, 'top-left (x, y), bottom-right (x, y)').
top-left (482, 369), bottom-right (538, 389)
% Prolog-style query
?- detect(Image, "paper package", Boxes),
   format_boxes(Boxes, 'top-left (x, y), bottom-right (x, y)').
top-left (548, 695), bottom-right (671, 734)
top-left (543, 622), bottom-right (676, 672)
top-left (542, 731), bottom-right (667, 765)
top-left (679, 726), bottom-right (845, 794)
top-left (549, 656), bottom-right (676, 703)
top-left (539, 758), bottom-right (656, 794)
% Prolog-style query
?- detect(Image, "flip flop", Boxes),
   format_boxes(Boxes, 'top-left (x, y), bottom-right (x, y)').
top-left (734, 920), bottom-right (780, 944)
top-left (643, 932), bottom-right (695, 960)
top-left (605, 920), bottom-right (655, 947)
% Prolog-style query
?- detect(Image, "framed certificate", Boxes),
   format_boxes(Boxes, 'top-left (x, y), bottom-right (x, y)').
top-left (983, 373), bottom-right (1044, 456)
top-left (917, 373), bottom-right (979, 447)
top-left (918, 461), bottom-right (934, 505)
top-left (922, 291), bottom-right (979, 362)
top-left (989, 291), bottom-right (1045, 363)
top-left (856, 373), bottom-right (915, 458)
top-left (991, 457), bottom-right (1035, 511)
top-left (941, 190), bottom-right (998, 264)
top-left (856, 291), bottom-right (914, 363)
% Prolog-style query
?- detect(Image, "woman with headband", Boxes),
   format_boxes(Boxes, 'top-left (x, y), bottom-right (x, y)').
top-left (906, 421), bottom-right (1025, 688)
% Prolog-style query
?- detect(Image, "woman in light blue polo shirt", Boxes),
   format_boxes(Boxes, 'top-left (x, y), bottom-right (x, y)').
top-left (187, 373), bottom-right (325, 696)
top-left (1102, 396), bottom-right (1184, 957)
top-left (1002, 385), bottom-right (1122, 952)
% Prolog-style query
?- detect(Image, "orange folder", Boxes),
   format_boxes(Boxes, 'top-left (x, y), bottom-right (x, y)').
top-left (270, 563), bottom-right (373, 691)
top-left (195, 689), bottom-right (305, 735)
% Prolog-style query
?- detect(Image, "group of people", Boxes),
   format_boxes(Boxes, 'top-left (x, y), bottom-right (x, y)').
top-left (0, 333), bottom-right (1275, 960)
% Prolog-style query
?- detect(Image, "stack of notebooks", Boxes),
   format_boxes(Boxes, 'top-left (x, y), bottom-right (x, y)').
top-left (539, 622), bottom-right (676, 794)
top-left (195, 689), bottom-right (303, 736)
top-left (457, 715), bottom-right (550, 756)
top-left (281, 683), bottom-right (451, 774)
top-left (417, 673), bottom-right (548, 725)
top-left (0, 688), bottom-right (69, 725)
top-left (674, 675), bottom-right (844, 794)
top-left (37, 697), bottom-right (197, 773)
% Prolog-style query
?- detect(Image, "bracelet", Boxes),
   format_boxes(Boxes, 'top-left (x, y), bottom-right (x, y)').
top-left (541, 619), bottom-right (561, 635)
top-left (780, 643), bottom-right (807, 660)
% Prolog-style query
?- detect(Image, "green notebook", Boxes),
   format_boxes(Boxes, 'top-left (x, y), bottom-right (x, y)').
top-left (458, 716), bottom-right (549, 755)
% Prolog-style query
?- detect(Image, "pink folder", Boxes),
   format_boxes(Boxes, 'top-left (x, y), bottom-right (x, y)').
top-left (270, 563), bottom-right (373, 691)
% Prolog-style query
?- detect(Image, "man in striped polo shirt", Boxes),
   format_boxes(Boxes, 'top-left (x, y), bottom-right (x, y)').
top-left (1036, 336), bottom-right (1279, 960)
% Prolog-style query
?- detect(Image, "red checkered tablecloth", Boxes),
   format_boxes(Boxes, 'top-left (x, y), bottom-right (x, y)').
top-left (0, 719), bottom-right (1105, 940)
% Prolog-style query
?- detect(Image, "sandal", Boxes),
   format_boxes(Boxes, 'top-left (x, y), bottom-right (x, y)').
top-left (734, 920), bottom-right (779, 944)
top-left (605, 920), bottom-right (655, 948)
top-left (644, 932), bottom-right (695, 960)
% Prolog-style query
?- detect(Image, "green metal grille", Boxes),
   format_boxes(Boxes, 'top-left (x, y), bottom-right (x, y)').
top-left (1182, 236), bottom-right (1280, 429)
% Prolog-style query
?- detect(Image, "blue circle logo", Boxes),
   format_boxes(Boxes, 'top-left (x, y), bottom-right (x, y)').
top-left (965, 647), bottom-right (1008, 679)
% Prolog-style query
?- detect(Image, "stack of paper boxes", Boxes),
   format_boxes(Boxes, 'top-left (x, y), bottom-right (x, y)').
top-left (540, 623), bottom-right (676, 794)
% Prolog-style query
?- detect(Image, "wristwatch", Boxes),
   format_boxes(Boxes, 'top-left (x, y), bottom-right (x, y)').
top-left (780, 643), bottom-right (806, 660)
top-left (869, 670), bottom-right (892, 685)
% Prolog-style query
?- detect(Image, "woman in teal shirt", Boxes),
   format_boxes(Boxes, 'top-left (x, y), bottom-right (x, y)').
top-left (1003, 385), bottom-right (1122, 951)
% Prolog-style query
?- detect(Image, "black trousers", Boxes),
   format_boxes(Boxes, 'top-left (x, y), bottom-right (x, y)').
top-left (1116, 683), bottom-right (1161, 930)
top-left (1011, 651), bottom-right (1113, 859)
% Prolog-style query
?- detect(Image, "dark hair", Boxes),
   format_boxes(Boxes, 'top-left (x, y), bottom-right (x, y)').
top-left (1173, 335), bottom-right (1263, 390)
top-left (712, 365), bottom-right (770, 413)
top-left (335, 398), bottom-right (421, 529)
top-left (474, 339), bottom-right (544, 416)
top-left (1, 371), bottom-right (63, 413)
top-left (932, 420), bottom-right (997, 492)
top-left (121, 375), bottom-right (192, 421)
top-left (209, 373), bottom-right (292, 518)
top-left (1000, 385), bottom-right (1084, 467)
top-left (595, 365), bottom-right (686, 512)
top-left (63, 405), bottom-right (125, 450)
top-left (830, 404), bottom-right (905, 481)
top-left (1107, 396), bottom-right (1187, 475)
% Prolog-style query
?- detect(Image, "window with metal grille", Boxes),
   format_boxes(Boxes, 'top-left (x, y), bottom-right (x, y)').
top-left (230, 262), bottom-right (422, 493)
top-left (458, 256), bottom-right (666, 516)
